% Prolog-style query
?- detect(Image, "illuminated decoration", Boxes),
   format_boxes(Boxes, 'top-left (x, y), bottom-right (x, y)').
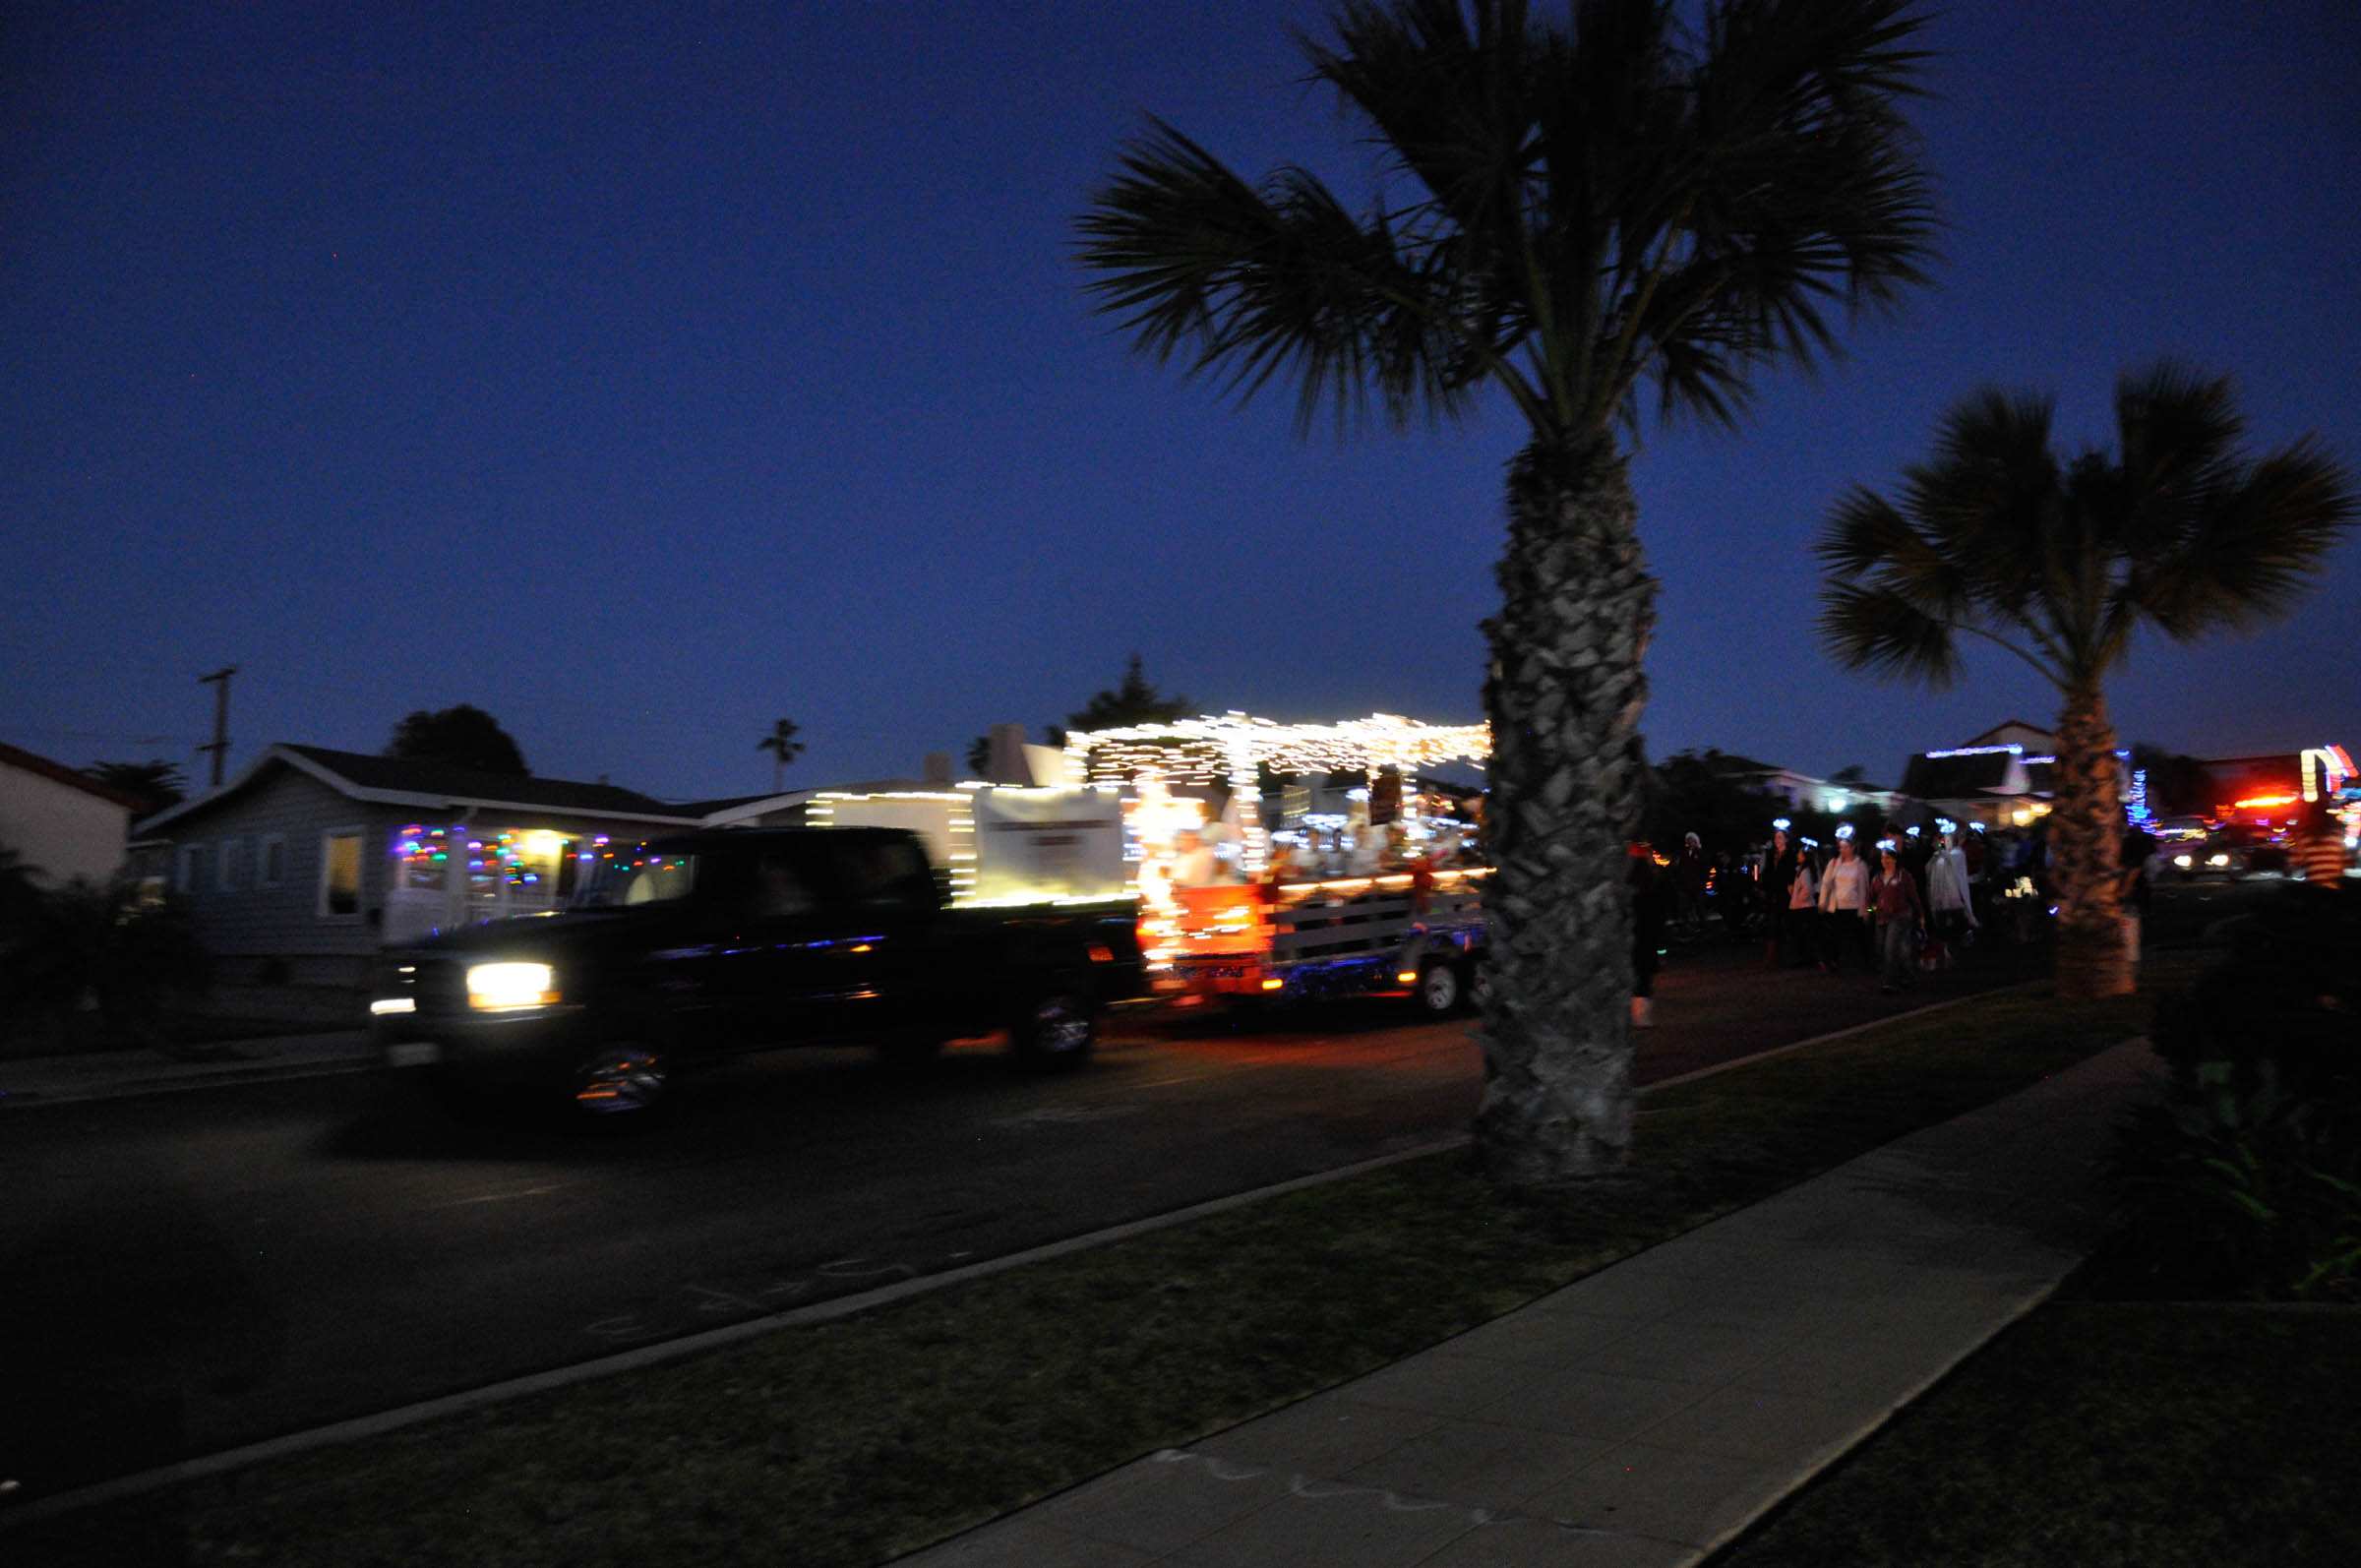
top-left (2234, 794), bottom-right (2300, 812)
top-left (1936, 817), bottom-right (1957, 834)
top-left (1834, 823), bottom-right (1855, 840)
top-left (2125, 768), bottom-right (2151, 826)
top-left (1772, 817), bottom-right (1790, 831)
top-left (1905, 825), bottom-right (1921, 838)
top-left (2302, 746), bottom-right (2355, 802)
top-left (1922, 744), bottom-right (2023, 758)
top-left (805, 783), bottom-right (1129, 911)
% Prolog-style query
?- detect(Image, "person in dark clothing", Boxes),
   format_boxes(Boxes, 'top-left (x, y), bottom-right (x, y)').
top-left (1629, 841), bottom-right (1671, 1027)
top-left (1869, 842), bottom-right (1927, 993)
top-left (1761, 826), bottom-right (1801, 967)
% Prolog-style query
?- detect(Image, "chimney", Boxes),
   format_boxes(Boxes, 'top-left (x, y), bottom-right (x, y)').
top-left (985, 722), bottom-right (1033, 785)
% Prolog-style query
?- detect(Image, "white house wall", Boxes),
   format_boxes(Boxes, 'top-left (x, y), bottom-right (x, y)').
top-left (0, 761), bottom-right (131, 885)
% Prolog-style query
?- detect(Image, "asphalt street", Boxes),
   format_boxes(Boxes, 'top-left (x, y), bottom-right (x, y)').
top-left (1, 938), bottom-right (2044, 1500)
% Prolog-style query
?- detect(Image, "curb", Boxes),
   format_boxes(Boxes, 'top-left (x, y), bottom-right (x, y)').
top-left (0, 1056), bottom-right (377, 1111)
top-left (0, 975), bottom-right (2062, 1528)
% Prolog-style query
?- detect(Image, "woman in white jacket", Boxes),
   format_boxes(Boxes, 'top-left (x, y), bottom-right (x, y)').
top-left (1817, 836), bottom-right (1873, 972)
top-left (1924, 829), bottom-right (1976, 967)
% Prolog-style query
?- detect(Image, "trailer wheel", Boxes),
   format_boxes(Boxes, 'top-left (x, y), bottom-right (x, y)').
top-left (1415, 959), bottom-right (1462, 1016)
top-left (1012, 988), bottom-right (1096, 1070)
top-left (1464, 957), bottom-right (1492, 1012)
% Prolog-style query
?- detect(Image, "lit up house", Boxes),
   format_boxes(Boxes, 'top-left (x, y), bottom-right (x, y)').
top-left (1897, 720), bottom-right (2127, 829)
top-left (130, 745), bottom-right (709, 988)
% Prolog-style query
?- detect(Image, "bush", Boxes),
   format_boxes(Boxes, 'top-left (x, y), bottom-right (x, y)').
top-left (2101, 881), bottom-right (2361, 1300)
top-left (0, 876), bottom-right (213, 1053)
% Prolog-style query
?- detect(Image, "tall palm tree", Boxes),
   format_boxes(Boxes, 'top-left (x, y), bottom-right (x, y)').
top-left (1818, 365), bottom-right (2355, 997)
top-left (757, 718), bottom-right (806, 794)
top-left (1077, 0), bottom-right (1936, 1188)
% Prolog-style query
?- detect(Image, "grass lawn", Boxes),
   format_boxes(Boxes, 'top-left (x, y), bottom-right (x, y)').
top-left (1710, 1300), bottom-right (2361, 1568)
top-left (12, 979), bottom-right (2162, 1568)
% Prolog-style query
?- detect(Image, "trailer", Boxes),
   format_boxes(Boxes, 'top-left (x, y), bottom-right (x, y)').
top-left (1162, 865), bottom-right (1491, 1014)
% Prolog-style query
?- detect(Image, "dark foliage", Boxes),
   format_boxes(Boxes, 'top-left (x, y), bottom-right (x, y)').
top-left (387, 704), bottom-right (528, 777)
top-left (0, 878), bottom-right (213, 1053)
top-left (2129, 743), bottom-right (2215, 818)
top-left (86, 758), bottom-right (187, 814)
top-left (2101, 883), bottom-right (2361, 1300)
top-left (1640, 749), bottom-right (1788, 855)
top-left (1063, 653), bottom-right (1192, 735)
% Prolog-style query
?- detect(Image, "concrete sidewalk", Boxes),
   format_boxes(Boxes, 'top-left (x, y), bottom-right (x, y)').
top-left (901, 1040), bottom-right (2153, 1568)
top-left (0, 1030), bottom-right (375, 1109)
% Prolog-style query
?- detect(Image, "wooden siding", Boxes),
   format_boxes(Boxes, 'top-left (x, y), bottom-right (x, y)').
top-left (144, 763), bottom-right (696, 967)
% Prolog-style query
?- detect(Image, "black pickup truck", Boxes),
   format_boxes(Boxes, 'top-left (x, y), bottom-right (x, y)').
top-left (370, 826), bottom-right (1145, 1116)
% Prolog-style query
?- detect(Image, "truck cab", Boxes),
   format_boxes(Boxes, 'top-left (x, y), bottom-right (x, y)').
top-left (371, 827), bottom-right (1145, 1116)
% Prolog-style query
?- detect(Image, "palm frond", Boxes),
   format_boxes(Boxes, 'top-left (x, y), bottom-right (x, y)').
top-left (1818, 580), bottom-right (1961, 687)
top-left (2126, 435), bottom-right (2359, 641)
top-left (1075, 119), bottom-right (1476, 434)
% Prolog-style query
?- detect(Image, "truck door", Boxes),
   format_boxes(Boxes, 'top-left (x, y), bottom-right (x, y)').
top-left (809, 832), bottom-right (942, 1043)
top-left (713, 845), bottom-right (838, 1046)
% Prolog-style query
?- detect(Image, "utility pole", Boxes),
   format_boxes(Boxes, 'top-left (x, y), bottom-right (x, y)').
top-left (197, 666), bottom-right (237, 787)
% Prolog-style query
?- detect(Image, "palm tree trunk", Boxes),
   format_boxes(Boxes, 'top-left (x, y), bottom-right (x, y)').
top-left (1474, 438), bottom-right (1656, 1189)
top-left (2050, 681), bottom-right (2133, 999)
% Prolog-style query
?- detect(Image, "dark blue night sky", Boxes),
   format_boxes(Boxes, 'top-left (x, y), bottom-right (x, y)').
top-left (6, 1), bottom-right (2356, 801)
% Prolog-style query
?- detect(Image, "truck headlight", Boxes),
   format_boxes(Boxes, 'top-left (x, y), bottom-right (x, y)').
top-left (466, 961), bottom-right (559, 1011)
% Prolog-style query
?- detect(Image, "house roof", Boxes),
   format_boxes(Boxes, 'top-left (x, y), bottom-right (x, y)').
top-left (135, 744), bottom-right (702, 835)
top-left (0, 740), bottom-right (151, 812)
top-left (1899, 751), bottom-right (2019, 801)
top-left (1963, 719), bottom-right (2057, 749)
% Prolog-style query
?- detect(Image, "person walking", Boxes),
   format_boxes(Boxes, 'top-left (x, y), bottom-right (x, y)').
top-left (2294, 800), bottom-right (2349, 886)
top-left (1785, 840), bottom-right (1818, 968)
top-left (1671, 832), bottom-right (1710, 938)
top-left (1762, 826), bottom-right (1801, 967)
top-left (1869, 842), bottom-right (1926, 993)
top-left (1923, 828), bottom-right (1977, 968)
top-left (1629, 841), bottom-right (1671, 1027)
top-left (1817, 834), bottom-right (1873, 972)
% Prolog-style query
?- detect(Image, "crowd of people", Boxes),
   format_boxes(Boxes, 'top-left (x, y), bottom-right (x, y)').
top-left (1625, 816), bottom-right (2093, 1022)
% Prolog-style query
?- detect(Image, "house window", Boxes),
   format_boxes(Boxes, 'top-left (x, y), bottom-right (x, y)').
top-left (260, 835), bottom-right (287, 887)
top-left (218, 837), bottom-right (245, 893)
top-left (177, 843), bottom-right (207, 894)
top-left (319, 828), bottom-right (364, 918)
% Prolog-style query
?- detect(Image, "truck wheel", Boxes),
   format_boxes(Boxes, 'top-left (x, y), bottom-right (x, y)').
top-left (572, 1047), bottom-right (673, 1123)
top-left (1415, 960), bottom-right (1462, 1016)
top-left (1012, 989), bottom-right (1096, 1069)
top-left (1465, 957), bottom-right (1492, 1012)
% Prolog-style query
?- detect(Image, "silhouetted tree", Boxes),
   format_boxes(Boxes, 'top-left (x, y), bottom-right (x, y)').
top-left (87, 759), bottom-right (187, 814)
top-left (757, 718), bottom-right (806, 793)
top-left (1079, 0), bottom-right (1938, 1189)
top-left (387, 705), bottom-right (529, 776)
top-left (1063, 653), bottom-right (1194, 735)
top-left (1821, 364), bottom-right (2354, 997)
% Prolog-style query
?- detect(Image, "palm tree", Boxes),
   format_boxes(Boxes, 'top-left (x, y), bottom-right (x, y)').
top-left (1077, 0), bottom-right (1936, 1188)
top-left (757, 718), bottom-right (806, 794)
top-left (1818, 365), bottom-right (2355, 997)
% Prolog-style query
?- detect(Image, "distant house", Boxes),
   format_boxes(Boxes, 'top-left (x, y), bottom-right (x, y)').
top-left (0, 740), bottom-right (143, 885)
top-left (1896, 721), bottom-right (2126, 829)
top-left (129, 745), bottom-right (708, 987)
top-left (1701, 752), bottom-right (1904, 818)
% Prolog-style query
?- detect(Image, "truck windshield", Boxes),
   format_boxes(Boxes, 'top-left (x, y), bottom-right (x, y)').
top-left (577, 852), bottom-right (699, 908)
